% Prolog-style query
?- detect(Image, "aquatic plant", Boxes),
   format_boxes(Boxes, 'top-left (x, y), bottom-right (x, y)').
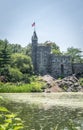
top-left (0, 106), bottom-right (24, 130)
top-left (0, 96), bottom-right (24, 130)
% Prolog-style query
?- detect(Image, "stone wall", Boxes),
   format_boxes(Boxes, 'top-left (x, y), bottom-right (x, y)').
top-left (48, 54), bottom-right (72, 78)
top-left (32, 45), bottom-right (37, 73)
top-left (36, 45), bottom-right (51, 75)
top-left (73, 63), bottom-right (83, 74)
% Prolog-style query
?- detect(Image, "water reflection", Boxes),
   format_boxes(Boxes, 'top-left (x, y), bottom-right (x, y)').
top-left (6, 102), bottom-right (83, 130)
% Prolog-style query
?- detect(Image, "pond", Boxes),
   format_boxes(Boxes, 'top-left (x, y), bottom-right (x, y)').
top-left (0, 93), bottom-right (83, 130)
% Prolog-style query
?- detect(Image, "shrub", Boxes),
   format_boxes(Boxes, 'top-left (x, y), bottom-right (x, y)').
top-left (22, 74), bottom-right (30, 83)
top-left (0, 78), bottom-right (46, 93)
top-left (79, 78), bottom-right (83, 87)
top-left (9, 68), bottom-right (23, 82)
top-left (11, 53), bottom-right (33, 75)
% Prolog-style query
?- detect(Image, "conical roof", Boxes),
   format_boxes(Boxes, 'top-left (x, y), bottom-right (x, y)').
top-left (32, 31), bottom-right (38, 40)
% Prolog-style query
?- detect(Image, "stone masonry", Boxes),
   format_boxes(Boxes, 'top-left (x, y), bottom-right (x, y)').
top-left (31, 31), bottom-right (83, 78)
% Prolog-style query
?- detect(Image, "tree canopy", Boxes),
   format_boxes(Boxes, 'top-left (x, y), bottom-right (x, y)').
top-left (44, 41), bottom-right (62, 55)
top-left (0, 39), bottom-right (33, 82)
top-left (65, 47), bottom-right (83, 63)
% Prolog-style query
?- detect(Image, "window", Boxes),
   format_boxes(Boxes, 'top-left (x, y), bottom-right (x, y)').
top-left (61, 64), bottom-right (64, 75)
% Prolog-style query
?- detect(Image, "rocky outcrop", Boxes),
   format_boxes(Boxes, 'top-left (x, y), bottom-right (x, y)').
top-left (41, 75), bottom-right (63, 92)
top-left (56, 75), bottom-right (82, 92)
top-left (41, 75), bottom-right (82, 92)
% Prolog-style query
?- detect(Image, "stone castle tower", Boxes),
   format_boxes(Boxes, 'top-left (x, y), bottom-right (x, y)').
top-left (32, 31), bottom-right (38, 74)
top-left (31, 30), bottom-right (83, 78)
top-left (32, 30), bottom-right (51, 75)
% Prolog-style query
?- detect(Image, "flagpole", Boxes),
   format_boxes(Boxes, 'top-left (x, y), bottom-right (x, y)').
top-left (34, 25), bottom-right (35, 31)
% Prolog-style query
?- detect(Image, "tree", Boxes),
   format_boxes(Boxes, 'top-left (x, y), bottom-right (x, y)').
top-left (9, 67), bottom-right (23, 82)
top-left (65, 47), bottom-right (83, 63)
top-left (0, 39), bottom-right (11, 67)
top-left (44, 41), bottom-right (62, 55)
top-left (8, 44), bottom-right (23, 53)
top-left (24, 43), bottom-right (32, 57)
top-left (0, 39), bottom-right (11, 77)
top-left (11, 53), bottom-right (33, 75)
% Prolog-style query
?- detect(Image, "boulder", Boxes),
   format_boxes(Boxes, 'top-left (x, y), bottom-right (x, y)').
top-left (56, 75), bottom-right (82, 92)
top-left (41, 75), bottom-right (63, 92)
top-left (41, 75), bottom-right (82, 92)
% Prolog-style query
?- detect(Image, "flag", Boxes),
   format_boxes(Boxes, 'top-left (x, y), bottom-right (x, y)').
top-left (32, 22), bottom-right (35, 27)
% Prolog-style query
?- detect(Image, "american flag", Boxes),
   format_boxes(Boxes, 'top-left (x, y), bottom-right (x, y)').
top-left (32, 22), bottom-right (35, 27)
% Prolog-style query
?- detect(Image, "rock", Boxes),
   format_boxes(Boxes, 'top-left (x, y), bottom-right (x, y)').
top-left (0, 76), bottom-right (7, 82)
top-left (41, 75), bottom-right (63, 92)
top-left (56, 75), bottom-right (82, 92)
top-left (40, 75), bottom-right (82, 92)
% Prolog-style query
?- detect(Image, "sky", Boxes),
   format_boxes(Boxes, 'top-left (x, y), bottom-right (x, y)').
top-left (0, 0), bottom-right (83, 52)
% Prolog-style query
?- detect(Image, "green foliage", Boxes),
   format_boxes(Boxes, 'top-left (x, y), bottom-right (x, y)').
top-left (9, 53), bottom-right (33, 82)
top-left (0, 40), bottom-right (11, 78)
top-left (11, 53), bottom-right (33, 75)
top-left (0, 39), bottom-right (33, 83)
top-left (52, 49), bottom-right (62, 55)
top-left (67, 119), bottom-right (77, 130)
top-left (8, 44), bottom-right (23, 53)
top-left (0, 106), bottom-right (23, 130)
top-left (0, 67), bottom-right (10, 80)
top-left (24, 44), bottom-right (32, 56)
top-left (79, 78), bottom-right (83, 87)
top-left (0, 77), bottom-right (46, 92)
top-left (63, 86), bottom-right (67, 91)
top-left (44, 41), bottom-right (62, 55)
top-left (0, 40), bottom-right (11, 81)
top-left (0, 38), bottom-right (83, 94)
top-left (0, 96), bottom-right (23, 130)
top-left (65, 47), bottom-right (83, 63)
top-left (9, 68), bottom-right (23, 82)
top-left (0, 39), bottom-right (11, 68)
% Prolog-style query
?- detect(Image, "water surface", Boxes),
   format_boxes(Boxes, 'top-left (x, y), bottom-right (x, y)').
top-left (0, 93), bottom-right (83, 130)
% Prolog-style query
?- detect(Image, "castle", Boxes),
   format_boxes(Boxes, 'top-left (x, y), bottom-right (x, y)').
top-left (31, 30), bottom-right (83, 78)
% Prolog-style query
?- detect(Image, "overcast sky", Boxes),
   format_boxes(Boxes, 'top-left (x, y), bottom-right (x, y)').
top-left (0, 0), bottom-right (83, 52)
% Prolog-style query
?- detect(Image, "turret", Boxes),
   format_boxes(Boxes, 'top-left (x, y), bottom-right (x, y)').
top-left (31, 31), bottom-right (38, 74)
top-left (32, 31), bottom-right (38, 43)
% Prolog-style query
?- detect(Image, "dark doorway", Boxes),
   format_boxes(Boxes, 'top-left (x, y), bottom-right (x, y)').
top-left (61, 64), bottom-right (64, 76)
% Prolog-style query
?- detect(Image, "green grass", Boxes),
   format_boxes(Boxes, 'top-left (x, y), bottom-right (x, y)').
top-left (0, 80), bottom-right (46, 93)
